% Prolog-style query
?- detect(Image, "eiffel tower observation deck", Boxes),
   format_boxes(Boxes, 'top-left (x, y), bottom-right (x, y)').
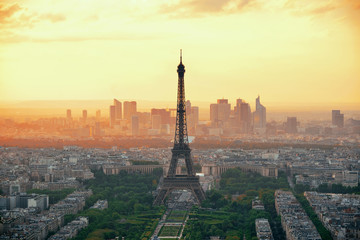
top-left (153, 50), bottom-right (206, 205)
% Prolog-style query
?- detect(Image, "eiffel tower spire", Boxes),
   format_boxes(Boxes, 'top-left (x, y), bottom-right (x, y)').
top-left (180, 49), bottom-right (182, 63)
top-left (174, 49), bottom-right (189, 148)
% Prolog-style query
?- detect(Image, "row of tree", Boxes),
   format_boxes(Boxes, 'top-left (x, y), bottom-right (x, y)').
top-left (68, 170), bottom-right (163, 240)
top-left (294, 182), bottom-right (360, 195)
top-left (294, 193), bottom-right (333, 240)
top-left (27, 188), bottom-right (75, 205)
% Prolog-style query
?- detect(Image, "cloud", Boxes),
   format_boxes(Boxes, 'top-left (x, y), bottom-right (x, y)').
top-left (159, 0), bottom-right (257, 17)
top-left (0, 3), bottom-right (22, 23)
top-left (346, 0), bottom-right (360, 10)
top-left (84, 14), bottom-right (99, 22)
top-left (0, 31), bottom-right (158, 44)
top-left (0, 2), bottom-right (67, 43)
top-left (283, 0), bottom-right (360, 16)
top-left (40, 13), bottom-right (66, 23)
top-left (0, 2), bottom-right (66, 27)
top-left (0, 3), bottom-right (38, 29)
top-left (283, 0), bottom-right (338, 16)
top-left (309, 4), bottom-right (336, 15)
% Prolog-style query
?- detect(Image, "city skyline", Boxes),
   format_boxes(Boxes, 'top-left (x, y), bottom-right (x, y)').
top-left (1, 97), bottom-right (360, 114)
top-left (1, 97), bottom-right (360, 123)
top-left (1, 0), bottom-right (359, 107)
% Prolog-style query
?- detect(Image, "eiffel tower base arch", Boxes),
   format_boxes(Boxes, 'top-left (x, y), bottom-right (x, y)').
top-left (153, 175), bottom-right (206, 205)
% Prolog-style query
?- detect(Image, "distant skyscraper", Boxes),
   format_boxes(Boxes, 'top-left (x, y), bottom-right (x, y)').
top-left (286, 117), bottom-right (297, 133)
top-left (190, 106), bottom-right (199, 128)
top-left (253, 96), bottom-right (266, 129)
top-left (109, 105), bottom-right (116, 127)
top-left (186, 100), bottom-right (199, 133)
top-left (240, 101), bottom-right (251, 122)
top-left (96, 110), bottom-right (101, 121)
top-left (131, 115), bottom-right (139, 136)
top-left (137, 112), bottom-right (151, 125)
top-left (332, 110), bottom-right (344, 128)
top-left (191, 107), bottom-right (199, 123)
top-left (234, 99), bottom-right (251, 132)
top-left (66, 109), bottom-right (72, 120)
top-left (151, 108), bottom-right (171, 125)
top-left (114, 99), bottom-right (122, 120)
top-left (94, 122), bottom-right (101, 136)
top-left (217, 99), bottom-right (231, 124)
top-left (123, 101), bottom-right (137, 120)
top-left (332, 110), bottom-right (340, 125)
top-left (186, 100), bottom-right (192, 117)
top-left (82, 110), bottom-right (87, 123)
top-left (152, 115), bottom-right (161, 129)
top-left (210, 99), bottom-right (231, 127)
top-left (210, 104), bottom-right (218, 127)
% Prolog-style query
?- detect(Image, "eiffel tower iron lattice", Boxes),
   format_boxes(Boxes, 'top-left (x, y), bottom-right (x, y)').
top-left (153, 50), bottom-right (206, 205)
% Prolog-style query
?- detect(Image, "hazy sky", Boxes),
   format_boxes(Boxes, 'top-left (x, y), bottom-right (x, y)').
top-left (1, 0), bottom-right (359, 109)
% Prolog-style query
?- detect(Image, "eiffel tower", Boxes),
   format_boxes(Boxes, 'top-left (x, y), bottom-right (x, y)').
top-left (153, 50), bottom-right (206, 205)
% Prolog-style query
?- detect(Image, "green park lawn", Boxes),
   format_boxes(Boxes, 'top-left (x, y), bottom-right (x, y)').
top-left (159, 225), bottom-right (181, 237)
top-left (167, 210), bottom-right (187, 222)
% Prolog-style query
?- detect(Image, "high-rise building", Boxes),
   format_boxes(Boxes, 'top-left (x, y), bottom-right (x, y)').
top-left (190, 106), bottom-right (199, 126)
top-left (152, 115), bottom-right (161, 129)
top-left (234, 99), bottom-right (251, 132)
top-left (123, 101), bottom-right (137, 120)
top-left (192, 107), bottom-right (199, 123)
top-left (210, 104), bottom-right (218, 127)
top-left (66, 109), bottom-right (72, 120)
top-left (137, 112), bottom-right (151, 126)
top-left (286, 117), bottom-right (297, 133)
top-left (109, 105), bottom-right (116, 127)
top-left (96, 110), bottom-right (101, 121)
top-left (169, 108), bottom-right (177, 125)
top-left (217, 99), bottom-right (231, 124)
top-left (253, 96), bottom-right (266, 129)
top-left (332, 110), bottom-right (344, 128)
top-left (332, 110), bottom-right (340, 125)
top-left (210, 99), bottom-right (231, 127)
top-left (151, 108), bottom-right (171, 125)
top-left (114, 99), bottom-right (122, 120)
top-left (186, 100), bottom-right (192, 117)
top-left (82, 110), bottom-right (87, 123)
top-left (185, 100), bottom-right (199, 133)
top-left (94, 122), bottom-right (101, 137)
top-left (131, 115), bottom-right (139, 136)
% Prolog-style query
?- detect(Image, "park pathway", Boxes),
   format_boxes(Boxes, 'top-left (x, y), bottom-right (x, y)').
top-left (150, 190), bottom-right (194, 240)
top-left (151, 209), bottom-right (170, 239)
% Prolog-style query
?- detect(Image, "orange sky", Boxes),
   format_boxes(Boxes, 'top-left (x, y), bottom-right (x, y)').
top-left (0, 0), bottom-right (359, 110)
